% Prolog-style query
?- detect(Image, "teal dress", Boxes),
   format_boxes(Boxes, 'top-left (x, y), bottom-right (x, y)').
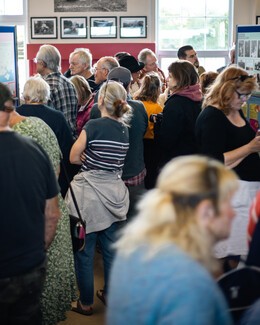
top-left (12, 116), bottom-right (77, 325)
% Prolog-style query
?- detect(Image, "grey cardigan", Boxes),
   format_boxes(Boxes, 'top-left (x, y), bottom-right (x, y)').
top-left (66, 169), bottom-right (129, 234)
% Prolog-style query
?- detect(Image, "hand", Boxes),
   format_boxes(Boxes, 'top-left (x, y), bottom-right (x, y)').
top-left (80, 152), bottom-right (87, 163)
top-left (248, 135), bottom-right (260, 153)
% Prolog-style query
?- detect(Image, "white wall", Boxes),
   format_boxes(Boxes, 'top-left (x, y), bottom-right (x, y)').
top-left (28, 0), bottom-right (153, 43)
top-left (233, 0), bottom-right (260, 41)
top-left (28, 0), bottom-right (260, 44)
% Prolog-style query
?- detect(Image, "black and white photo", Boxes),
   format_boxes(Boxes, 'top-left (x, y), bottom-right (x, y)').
top-left (54, 0), bottom-right (127, 12)
top-left (60, 17), bottom-right (87, 38)
top-left (90, 17), bottom-right (117, 39)
top-left (120, 16), bottom-right (147, 38)
top-left (31, 17), bottom-right (57, 39)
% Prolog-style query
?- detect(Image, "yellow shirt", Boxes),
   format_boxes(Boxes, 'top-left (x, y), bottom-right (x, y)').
top-left (142, 101), bottom-right (163, 139)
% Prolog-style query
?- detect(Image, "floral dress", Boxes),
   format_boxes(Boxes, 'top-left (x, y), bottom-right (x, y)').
top-left (12, 116), bottom-right (77, 325)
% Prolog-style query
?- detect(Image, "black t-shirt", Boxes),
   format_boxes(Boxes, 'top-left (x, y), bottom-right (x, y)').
top-left (0, 132), bottom-right (59, 278)
top-left (196, 106), bottom-right (260, 181)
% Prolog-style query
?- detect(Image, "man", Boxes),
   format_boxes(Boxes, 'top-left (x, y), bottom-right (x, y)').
top-left (90, 67), bottom-right (148, 219)
top-left (177, 45), bottom-right (206, 75)
top-left (118, 54), bottom-right (144, 97)
top-left (35, 44), bottom-right (78, 139)
top-left (93, 56), bottom-right (119, 102)
top-left (65, 48), bottom-right (99, 92)
top-left (137, 48), bottom-right (167, 92)
top-left (0, 83), bottom-right (60, 325)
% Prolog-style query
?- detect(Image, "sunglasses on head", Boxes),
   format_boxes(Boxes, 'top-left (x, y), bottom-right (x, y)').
top-left (228, 75), bottom-right (254, 82)
top-left (103, 79), bottom-right (124, 97)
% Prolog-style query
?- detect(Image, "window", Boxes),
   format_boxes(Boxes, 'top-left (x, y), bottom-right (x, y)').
top-left (0, 0), bottom-right (23, 15)
top-left (0, 0), bottom-right (27, 96)
top-left (157, 0), bottom-right (233, 73)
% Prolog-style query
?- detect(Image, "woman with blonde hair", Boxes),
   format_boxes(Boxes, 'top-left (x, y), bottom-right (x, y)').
top-left (107, 155), bottom-right (238, 325)
top-left (196, 66), bottom-right (260, 266)
top-left (66, 80), bottom-right (131, 315)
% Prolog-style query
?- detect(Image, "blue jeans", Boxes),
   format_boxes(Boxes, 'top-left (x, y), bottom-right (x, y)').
top-left (74, 222), bottom-right (120, 305)
top-left (0, 262), bottom-right (46, 325)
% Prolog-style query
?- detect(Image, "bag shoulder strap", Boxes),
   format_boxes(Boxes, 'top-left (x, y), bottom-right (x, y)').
top-left (60, 157), bottom-right (85, 226)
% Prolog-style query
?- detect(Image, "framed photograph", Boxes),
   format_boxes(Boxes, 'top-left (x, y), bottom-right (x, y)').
top-left (120, 16), bottom-right (147, 38)
top-left (90, 16), bottom-right (117, 39)
top-left (257, 16), bottom-right (260, 25)
top-left (31, 17), bottom-right (57, 39)
top-left (60, 17), bottom-right (87, 39)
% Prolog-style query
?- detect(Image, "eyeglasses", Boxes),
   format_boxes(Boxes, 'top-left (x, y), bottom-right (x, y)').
top-left (229, 75), bottom-right (254, 82)
top-left (235, 89), bottom-right (252, 101)
top-left (146, 61), bottom-right (158, 67)
top-left (93, 67), bottom-right (106, 73)
top-left (103, 79), bottom-right (124, 99)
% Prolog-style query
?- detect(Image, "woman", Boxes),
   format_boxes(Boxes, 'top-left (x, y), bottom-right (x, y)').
top-left (9, 111), bottom-right (77, 325)
top-left (195, 66), bottom-right (260, 262)
top-left (70, 74), bottom-right (94, 135)
top-left (107, 155), bottom-right (238, 325)
top-left (17, 75), bottom-right (76, 197)
top-left (134, 72), bottom-right (163, 189)
top-left (158, 60), bottom-right (202, 168)
top-left (66, 81), bottom-right (131, 315)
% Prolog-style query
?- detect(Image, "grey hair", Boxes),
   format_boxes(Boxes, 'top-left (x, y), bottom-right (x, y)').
top-left (99, 56), bottom-right (119, 72)
top-left (69, 48), bottom-right (92, 68)
top-left (36, 44), bottom-right (61, 72)
top-left (23, 76), bottom-right (50, 103)
top-left (138, 48), bottom-right (156, 64)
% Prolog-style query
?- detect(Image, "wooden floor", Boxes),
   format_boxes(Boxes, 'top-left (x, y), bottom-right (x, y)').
top-left (58, 252), bottom-right (106, 325)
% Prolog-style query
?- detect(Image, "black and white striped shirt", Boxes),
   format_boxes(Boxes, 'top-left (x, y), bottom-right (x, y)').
top-left (81, 117), bottom-right (129, 172)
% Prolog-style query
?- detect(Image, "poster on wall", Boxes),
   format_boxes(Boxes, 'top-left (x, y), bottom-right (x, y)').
top-left (54, 0), bottom-right (127, 12)
top-left (236, 25), bottom-right (260, 85)
top-left (0, 26), bottom-right (19, 103)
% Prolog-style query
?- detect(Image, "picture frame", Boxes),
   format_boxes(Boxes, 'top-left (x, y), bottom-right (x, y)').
top-left (90, 16), bottom-right (117, 39)
top-left (60, 17), bottom-right (87, 39)
top-left (256, 16), bottom-right (260, 25)
top-left (120, 16), bottom-right (147, 38)
top-left (31, 17), bottom-right (57, 39)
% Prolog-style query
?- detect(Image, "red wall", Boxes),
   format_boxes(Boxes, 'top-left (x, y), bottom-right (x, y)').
top-left (27, 43), bottom-right (156, 75)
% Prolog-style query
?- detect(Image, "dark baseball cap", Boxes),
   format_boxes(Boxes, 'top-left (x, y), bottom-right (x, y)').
top-left (0, 83), bottom-right (14, 112)
top-left (108, 66), bottom-right (132, 89)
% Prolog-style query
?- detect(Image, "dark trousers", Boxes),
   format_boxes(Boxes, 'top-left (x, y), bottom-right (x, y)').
top-left (143, 139), bottom-right (160, 189)
top-left (0, 263), bottom-right (46, 325)
top-left (126, 182), bottom-right (147, 221)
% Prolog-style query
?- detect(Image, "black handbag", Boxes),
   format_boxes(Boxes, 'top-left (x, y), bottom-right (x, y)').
top-left (61, 157), bottom-right (86, 253)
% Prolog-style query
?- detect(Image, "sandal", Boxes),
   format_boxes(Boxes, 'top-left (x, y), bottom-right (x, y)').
top-left (96, 289), bottom-right (107, 306)
top-left (71, 300), bottom-right (93, 316)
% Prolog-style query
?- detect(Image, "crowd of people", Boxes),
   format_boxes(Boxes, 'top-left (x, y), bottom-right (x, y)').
top-left (1, 42), bottom-right (260, 325)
